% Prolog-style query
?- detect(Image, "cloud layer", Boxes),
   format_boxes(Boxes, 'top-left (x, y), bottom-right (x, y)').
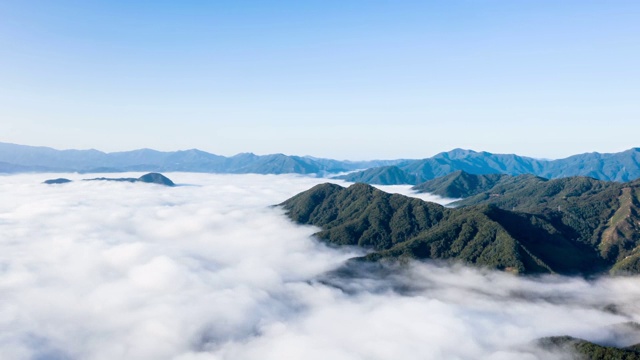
top-left (0, 173), bottom-right (638, 359)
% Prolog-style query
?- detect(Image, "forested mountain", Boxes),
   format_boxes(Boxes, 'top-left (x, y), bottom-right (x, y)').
top-left (334, 166), bottom-right (417, 185)
top-left (538, 336), bottom-right (640, 359)
top-left (280, 177), bottom-right (640, 275)
top-left (411, 170), bottom-right (541, 198)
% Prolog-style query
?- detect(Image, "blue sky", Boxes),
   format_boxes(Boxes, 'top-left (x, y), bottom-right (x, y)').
top-left (0, 1), bottom-right (638, 159)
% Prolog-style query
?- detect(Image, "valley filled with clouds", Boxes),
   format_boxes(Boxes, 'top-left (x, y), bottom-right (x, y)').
top-left (0, 173), bottom-right (638, 359)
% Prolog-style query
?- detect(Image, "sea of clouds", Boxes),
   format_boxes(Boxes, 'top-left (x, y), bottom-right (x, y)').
top-left (0, 173), bottom-right (639, 360)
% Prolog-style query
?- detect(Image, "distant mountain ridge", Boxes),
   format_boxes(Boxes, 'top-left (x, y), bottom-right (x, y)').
top-left (0, 142), bottom-right (401, 175)
top-left (339, 148), bottom-right (640, 184)
top-left (2, 142), bottom-right (640, 181)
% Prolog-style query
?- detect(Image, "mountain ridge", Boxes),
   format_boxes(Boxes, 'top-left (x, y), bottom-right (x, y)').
top-left (340, 148), bottom-right (640, 184)
top-left (2, 142), bottom-right (640, 182)
top-left (0, 142), bottom-right (401, 175)
top-left (279, 176), bottom-right (640, 275)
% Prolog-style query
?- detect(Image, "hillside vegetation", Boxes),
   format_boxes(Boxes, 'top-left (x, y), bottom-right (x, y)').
top-left (280, 176), bottom-right (640, 275)
top-left (411, 170), bottom-right (545, 198)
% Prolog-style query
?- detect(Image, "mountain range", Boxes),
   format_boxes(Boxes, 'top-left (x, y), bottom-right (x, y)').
top-left (280, 173), bottom-right (640, 276)
top-left (2, 142), bottom-right (640, 183)
top-left (0, 142), bottom-right (401, 175)
top-left (337, 147), bottom-right (640, 184)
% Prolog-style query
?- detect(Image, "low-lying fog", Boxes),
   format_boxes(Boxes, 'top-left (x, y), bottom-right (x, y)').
top-left (0, 173), bottom-right (638, 360)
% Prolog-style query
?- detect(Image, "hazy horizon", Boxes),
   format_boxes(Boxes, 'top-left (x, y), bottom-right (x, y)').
top-left (2, 139), bottom-right (638, 162)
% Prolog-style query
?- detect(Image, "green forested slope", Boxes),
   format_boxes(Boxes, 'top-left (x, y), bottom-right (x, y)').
top-left (538, 336), bottom-right (640, 359)
top-left (333, 166), bottom-right (417, 185)
top-left (280, 178), bottom-right (640, 275)
top-left (411, 170), bottom-right (546, 198)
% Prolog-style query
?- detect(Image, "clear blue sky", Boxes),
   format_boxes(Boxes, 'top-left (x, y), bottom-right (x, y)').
top-left (0, 1), bottom-right (638, 160)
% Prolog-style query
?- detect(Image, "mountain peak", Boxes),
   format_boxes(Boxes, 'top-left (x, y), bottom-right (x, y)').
top-left (137, 173), bottom-right (175, 186)
top-left (435, 148), bottom-right (479, 159)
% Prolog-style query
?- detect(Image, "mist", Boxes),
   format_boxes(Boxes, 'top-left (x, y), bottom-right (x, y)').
top-left (0, 173), bottom-right (638, 359)
top-left (370, 184), bottom-right (460, 206)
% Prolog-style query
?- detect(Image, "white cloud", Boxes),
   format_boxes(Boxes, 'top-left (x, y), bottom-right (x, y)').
top-left (0, 173), bottom-right (638, 359)
top-left (370, 184), bottom-right (460, 205)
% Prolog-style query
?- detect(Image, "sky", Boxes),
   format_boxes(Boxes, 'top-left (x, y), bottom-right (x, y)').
top-left (0, 1), bottom-right (639, 160)
top-left (1, 172), bottom-right (639, 359)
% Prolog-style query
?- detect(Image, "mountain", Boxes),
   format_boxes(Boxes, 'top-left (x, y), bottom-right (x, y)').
top-left (538, 336), bottom-right (640, 359)
top-left (136, 173), bottom-right (176, 186)
top-left (416, 172), bottom-right (638, 265)
top-left (4, 142), bottom-right (640, 181)
top-left (43, 178), bottom-right (72, 184)
top-left (539, 148), bottom-right (640, 182)
top-left (0, 142), bottom-right (401, 175)
top-left (402, 149), bottom-right (542, 183)
top-left (231, 154), bottom-right (321, 174)
top-left (85, 173), bottom-right (176, 186)
top-left (448, 176), bottom-right (640, 273)
top-left (341, 148), bottom-right (640, 185)
top-left (45, 173), bottom-right (176, 186)
top-left (411, 171), bottom-right (536, 198)
top-left (0, 142), bottom-right (108, 170)
top-left (334, 166), bottom-right (417, 185)
top-left (5, 142), bottom-right (640, 181)
top-left (280, 178), bottom-right (640, 275)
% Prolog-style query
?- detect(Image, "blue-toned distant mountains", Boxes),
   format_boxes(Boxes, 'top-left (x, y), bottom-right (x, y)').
top-left (2, 142), bottom-right (640, 182)
top-left (0, 142), bottom-right (402, 175)
top-left (336, 148), bottom-right (640, 183)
